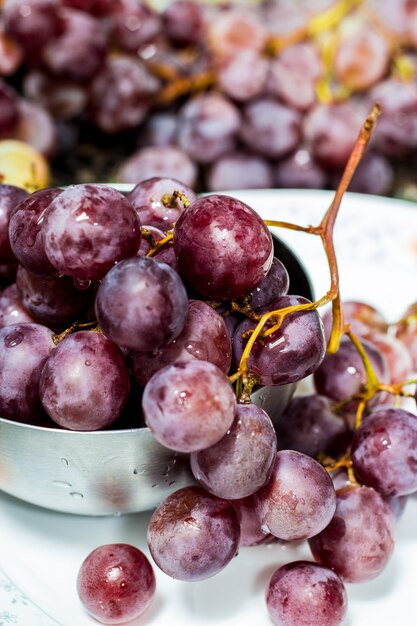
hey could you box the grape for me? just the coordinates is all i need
[40,330,130,431]
[12,99,56,157]
[254,449,336,541]
[131,298,231,386]
[274,394,351,459]
[396,302,417,370]
[142,359,236,453]
[248,256,290,309]
[386,495,408,519]
[304,101,366,169]
[190,403,277,499]
[42,184,141,281]
[351,408,417,497]
[368,78,417,157]
[331,150,394,196]
[15,265,91,329]
[177,92,241,164]
[136,224,164,256]
[274,148,328,190]
[216,50,269,102]
[147,486,240,581]
[313,336,390,404]
[231,495,272,547]
[0,283,35,327]
[334,27,389,91]
[9,187,62,277]
[367,332,413,384]
[3,0,63,52]
[233,295,326,386]
[41,9,107,83]
[128,176,196,231]
[0,184,28,265]
[267,43,323,111]
[162,0,204,48]
[309,485,396,582]
[206,7,267,61]
[0,79,19,135]
[173,194,273,301]
[110,0,161,53]
[322,300,387,342]
[95,256,188,352]
[23,71,88,120]
[137,112,178,148]
[0,321,54,422]
[63,0,112,16]
[117,145,197,188]
[240,98,302,159]
[206,152,274,192]
[77,543,155,624]
[89,55,160,134]
[266,561,348,626]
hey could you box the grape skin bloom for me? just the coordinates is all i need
[142,360,237,453]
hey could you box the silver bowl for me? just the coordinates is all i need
[0,185,313,516]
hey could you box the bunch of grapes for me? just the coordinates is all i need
[0,106,417,625]
[1,0,417,195]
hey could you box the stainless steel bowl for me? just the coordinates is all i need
[0,185,313,516]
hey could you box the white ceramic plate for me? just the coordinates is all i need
[1,188,417,626]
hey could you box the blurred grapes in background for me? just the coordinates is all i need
[0,0,417,199]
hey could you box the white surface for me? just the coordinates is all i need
[1,188,417,626]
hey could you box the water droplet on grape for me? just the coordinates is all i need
[5,330,24,348]
[85,360,91,367]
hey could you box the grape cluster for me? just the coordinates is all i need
[0,0,417,195]
[0,160,417,624]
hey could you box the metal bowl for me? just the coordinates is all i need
[0,186,313,516]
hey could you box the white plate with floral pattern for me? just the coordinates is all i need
[1,188,417,626]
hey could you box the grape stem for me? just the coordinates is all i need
[230,104,381,400]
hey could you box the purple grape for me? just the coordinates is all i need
[95,256,188,352]
[274,148,328,190]
[254,450,336,541]
[131,299,231,386]
[142,359,237,453]
[266,561,347,626]
[340,150,394,196]
[248,256,289,309]
[117,145,197,188]
[12,99,57,158]
[42,184,141,281]
[40,330,130,431]
[206,6,267,61]
[177,92,241,164]
[137,112,178,148]
[274,394,351,459]
[240,98,302,159]
[147,486,240,581]
[3,0,63,52]
[309,485,396,582]
[128,176,197,231]
[77,543,155,624]
[63,0,112,14]
[321,300,387,342]
[206,152,274,192]
[267,43,322,111]
[385,495,408,519]
[368,78,417,156]
[136,225,165,256]
[0,184,29,265]
[351,408,417,496]
[89,55,160,134]
[9,187,62,277]
[216,50,269,102]
[233,295,326,386]
[0,80,19,135]
[190,403,277,499]
[231,495,271,547]
[162,0,204,48]
[152,240,180,273]
[41,8,107,83]
[110,0,161,52]
[368,332,413,384]
[0,322,54,422]
[173,194,273,301]
[304,101,365,169]
[23,70,88,120]
[313,336,390,403]
[334,27,389,91]
[15,265,91,329]
[0,283,35,328]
